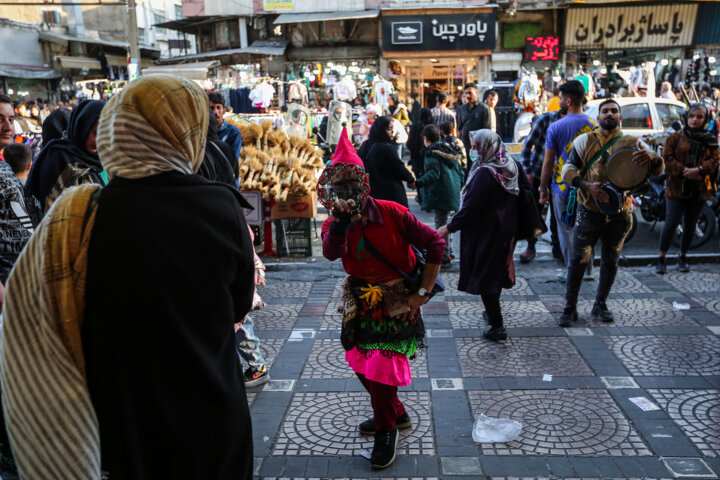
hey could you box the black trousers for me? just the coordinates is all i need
[565,206,632,307]
[659,197,705,254]
[481,293,503,328]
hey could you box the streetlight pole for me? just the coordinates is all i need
[127,0,141,78]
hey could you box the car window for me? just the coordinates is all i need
[655,103,685,129]
[621,104,652,129]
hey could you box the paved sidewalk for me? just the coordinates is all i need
[249,236,720,478]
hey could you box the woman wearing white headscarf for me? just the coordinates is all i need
[438,129,531,342]
[1,75,255,479]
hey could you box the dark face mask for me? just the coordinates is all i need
[331,179,365,215]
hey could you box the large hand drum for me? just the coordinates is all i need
[606,146,648,190]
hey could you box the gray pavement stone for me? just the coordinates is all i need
[662,457,717,478]
[250,236,720,478]
[440,457,482,475]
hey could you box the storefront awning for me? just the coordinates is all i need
[242,40,287,56]
[142,60,219,80]
[40,31,129,49]
[154,41,286,64]
[56,56,102,70]
[104,54,128,67]
[273,10,379,24]
[0,63,60,80]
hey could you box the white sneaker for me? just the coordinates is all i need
[583,271,595,281]
[555,270,568,282]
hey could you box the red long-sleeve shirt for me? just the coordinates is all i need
[322,197,445,283]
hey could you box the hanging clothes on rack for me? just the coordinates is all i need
[288,80,309,104]
[372,77,394,106]
[332,76,357,102]
[249,81,276,110]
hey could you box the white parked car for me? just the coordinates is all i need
[584,97,687,138]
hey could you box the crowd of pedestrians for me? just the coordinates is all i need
[0,72,718,477]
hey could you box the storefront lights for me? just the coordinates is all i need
[711,70,718,76]
[348,66,361,73]
[660,59,669,66]
[593,60,601,66]
[7,89,13,95]
[693,54,700,60]
[709,57,716,64]
[600,68,607,74]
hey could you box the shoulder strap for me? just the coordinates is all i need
[581,134,624,176]
[361,234,413,282]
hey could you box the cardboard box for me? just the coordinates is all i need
[270,191,317,219]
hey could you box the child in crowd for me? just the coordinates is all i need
[3,144,32,185]
[234,226,271,387]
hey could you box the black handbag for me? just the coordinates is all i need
[362,235,445,299]
[516,185,548,241]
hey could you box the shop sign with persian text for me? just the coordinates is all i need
[382,13,496,52]
[524,36,560,61]
[565,4,697,49]
[264,0,293,11]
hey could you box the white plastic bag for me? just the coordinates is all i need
[472,414,522,443]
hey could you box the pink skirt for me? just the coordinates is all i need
[345,347,412,387]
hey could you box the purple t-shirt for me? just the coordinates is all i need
[544,113,597,195]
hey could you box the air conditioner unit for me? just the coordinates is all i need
[42,9,61,25]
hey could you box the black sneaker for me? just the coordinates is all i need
[359,412,411,435]
[482,326,507,342]
[244,365,270,387]
[558,305,578,327]
[591,301,614,323]
[655,259,667,274]
[371,428,398,470]
[441,259,453,270]
[678,255,690,272]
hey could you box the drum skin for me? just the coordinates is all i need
[606,146,648,190]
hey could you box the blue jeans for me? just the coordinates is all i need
[552,190,574,269]
[236,316,265,370]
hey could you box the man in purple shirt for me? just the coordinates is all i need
[539,81,597,282]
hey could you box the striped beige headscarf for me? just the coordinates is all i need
[97,74,209,180]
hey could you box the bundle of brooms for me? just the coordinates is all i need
[226,118,325,202]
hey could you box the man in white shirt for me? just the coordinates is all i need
[659,82,675,100]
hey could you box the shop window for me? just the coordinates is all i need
[153,10,166,34]
[620,104,651,129]
[655,103,685,129]
[213,21,239,48]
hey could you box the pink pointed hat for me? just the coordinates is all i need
[330,125,364,169]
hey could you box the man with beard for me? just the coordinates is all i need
[208,92,242,161]
[557,99,663,326]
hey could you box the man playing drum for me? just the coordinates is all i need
[557,99,663,327]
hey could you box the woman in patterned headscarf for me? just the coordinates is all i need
[438,129,531,343]
[1,75,256,480]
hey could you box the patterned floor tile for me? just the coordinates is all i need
[253,304,301,330]
[468,390,651,456]
[602,335,720,376]
[610,270,654,293]
[661,271,720,293]
[456,337,593,377]
[448,300,555,328]
[273,391,433,456]
[321,314,342,330]
[691,295,720,315]
[301,339,428,379]
[260,281,313,298]
[647,389,720,457]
